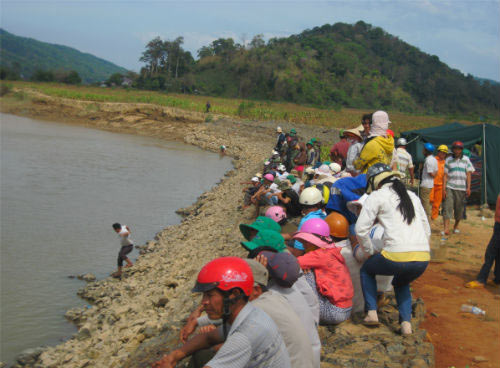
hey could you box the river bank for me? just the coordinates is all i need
[1,90,434,368]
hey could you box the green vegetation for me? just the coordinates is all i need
[0,28,127,83]
[133,22,500,119]
[2,23,498,120]
[8,81,483,133]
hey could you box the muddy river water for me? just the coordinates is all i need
[0,113,232,364]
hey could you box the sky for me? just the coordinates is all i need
[1,0,499,81]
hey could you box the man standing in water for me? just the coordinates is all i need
[112,223,133,278]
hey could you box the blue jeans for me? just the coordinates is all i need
[360,253,428,322]
[263,192,278,206]
[477,222,500,284]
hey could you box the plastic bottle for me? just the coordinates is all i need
[460,304,486,315]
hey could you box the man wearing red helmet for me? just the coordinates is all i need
[153,257,291,368]
[442,141,475,235]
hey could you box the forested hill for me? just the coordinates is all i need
[137,21,500,117]
[0,29,127,83]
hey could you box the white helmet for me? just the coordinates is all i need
[277,164,286,172]
[299,187,323,206]
[276,126,283,133]
[397,138,407,146]
[329,163,341,174]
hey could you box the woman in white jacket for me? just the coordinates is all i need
[356,163,430,335]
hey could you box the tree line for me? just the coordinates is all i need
[2,22,498,118]
[131,22,499,118]
[1,63,82,84]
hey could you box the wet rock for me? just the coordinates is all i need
[65,307,87,325]
[77,325,92,340]
[15,346,45,365]
[78,273,96,282]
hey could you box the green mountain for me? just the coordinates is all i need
[0,29,127,83]
[136,21,500,117]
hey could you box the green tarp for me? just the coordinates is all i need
[401,123,500,205]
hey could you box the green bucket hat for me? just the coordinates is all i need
[239,216,282,240]
[290,128,297,136]
[310,137,317,143]
[286,175,297,184]
[278,179,291,191]
[241,229,286,253]
[463,148,471,157]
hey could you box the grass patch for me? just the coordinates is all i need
[7,81,482,132]
[0,82,13,96]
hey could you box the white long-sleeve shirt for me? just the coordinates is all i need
[355,183,430,255]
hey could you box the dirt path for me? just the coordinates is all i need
[413,210,500,368]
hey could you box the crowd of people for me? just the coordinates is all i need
[150,110,498,368]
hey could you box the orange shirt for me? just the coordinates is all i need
[434,156,446,187]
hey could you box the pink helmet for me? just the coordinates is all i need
[264,173,274,182]
[292,218,335,249]
[265,206,287,223]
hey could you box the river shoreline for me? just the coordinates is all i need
[1,90,435,368]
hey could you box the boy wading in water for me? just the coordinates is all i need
[112,223,133,278]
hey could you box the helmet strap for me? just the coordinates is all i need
[221,290,244,340]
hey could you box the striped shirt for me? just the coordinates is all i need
[207,303,291,368]
[444,155,475,191]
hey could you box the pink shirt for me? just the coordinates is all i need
[298,248,353,308]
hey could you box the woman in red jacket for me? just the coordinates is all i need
[293,218,353,324]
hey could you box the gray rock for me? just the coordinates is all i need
[16,346,45,365]
[78,273,96,282]
[77,326,91,340]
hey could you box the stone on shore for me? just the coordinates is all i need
[77,273,96,282]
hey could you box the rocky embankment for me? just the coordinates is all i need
[1,91,434,368]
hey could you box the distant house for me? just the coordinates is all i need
[121,78,132,87]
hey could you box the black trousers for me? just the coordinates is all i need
[117,245,133,267]
[477,222,500,284]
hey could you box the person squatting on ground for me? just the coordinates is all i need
[112,223,133,278]
[419,143,438,220]
[356,164,430,335]
[180,259,316,368]
[153,257,291,368]
[253,251,321,366]
[265,205,298,234]
[465,194,500,289]
[284,187,326,257]
[292,218,354,324]
[442,141,475,235]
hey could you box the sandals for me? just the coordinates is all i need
[362,318,380,327]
